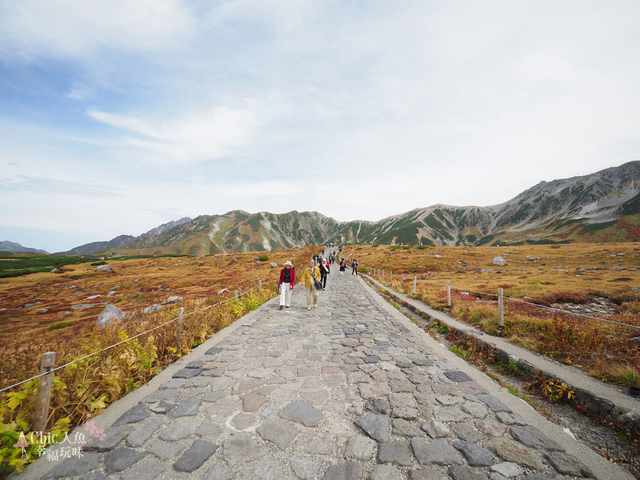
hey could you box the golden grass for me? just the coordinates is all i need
[343,242,640,387]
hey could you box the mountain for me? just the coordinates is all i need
[0,241,49,254]
[68,161,640,256]
[57,217,192,255]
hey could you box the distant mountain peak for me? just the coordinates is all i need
[55,161,640,255]
[0,241,49,254]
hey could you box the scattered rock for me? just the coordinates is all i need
[96,264,114,273]
[163,296,184,305]
[97,304,126,329]
[492,256,507,266]
[143,304,163,314]
[270,262,279,268]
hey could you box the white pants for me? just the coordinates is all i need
[279,283,292,306]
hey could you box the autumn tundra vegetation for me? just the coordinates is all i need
[0,247,314,475]
[341,242,640,389]
[0,242,639,475]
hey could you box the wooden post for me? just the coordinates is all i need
[234,290,238,301]
[390,271,393,284]
[447,281,451,307]
[258,278,262,289]
[401,273,404,284]
[382,270,385,282]
[413,276,417,295]
[176,307,184,355]
[498,288,504,329]
[33,351,56,432]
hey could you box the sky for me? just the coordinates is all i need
[1,1,640,253]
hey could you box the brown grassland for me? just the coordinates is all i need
[0,247,315,475]
[341,242,640,389]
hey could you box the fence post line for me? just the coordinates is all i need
[413,276,417,295]
[498,288,504,329]
[447,281,451,307]
[33,351,56,432]
[176,307,184,356]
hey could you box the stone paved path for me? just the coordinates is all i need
[23,272,633,480]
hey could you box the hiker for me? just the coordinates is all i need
[351,259,359,276]
[278,261,295,309]
[340,259,346,273]
[301,259,321,310]
[320,258,330,289]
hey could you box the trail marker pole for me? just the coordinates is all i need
[498,288,504,329]
[33,351,56,432]
[176,307,184,355]
[447,281,451,307]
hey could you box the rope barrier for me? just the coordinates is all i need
[370,272,640,330]
[0,278,280,394]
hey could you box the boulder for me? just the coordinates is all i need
[96,264,114,273]
[163,296,184,305]
[270,262,279,268]
[97,304,126,329]
[492,256,507,266]
[143,304,163,314]
[50,268,61,273]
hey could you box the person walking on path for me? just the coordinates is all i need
[301,259,321,310]
[278,260,295,309]
[339,259,346,273]
[320,258,330,289]
[351,258,359,276]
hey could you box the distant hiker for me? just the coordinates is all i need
[352,259,359,276]
[340,259,346,273]
[320,258,330,289]
[301,259,321,310]
[278,261,295,309]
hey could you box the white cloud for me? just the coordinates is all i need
[0,0,194,60]
[88,106,259,165]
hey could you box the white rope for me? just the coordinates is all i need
[1,279,277,393]
[368,272,640,330]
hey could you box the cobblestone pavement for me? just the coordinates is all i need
[23,272,633,480]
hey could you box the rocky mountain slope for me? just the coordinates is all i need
[0,241,48,254]
[60,161,640,256]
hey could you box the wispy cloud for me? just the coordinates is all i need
[0,0,194,61]
[87,106,259,165]
[0,176,123,197]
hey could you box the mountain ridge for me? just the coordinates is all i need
[5,161,638,256]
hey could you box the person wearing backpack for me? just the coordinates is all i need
[351,259,359,276]
[320,258,330,289]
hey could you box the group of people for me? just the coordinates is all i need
[277,255,331,310]
[338,258,359,275]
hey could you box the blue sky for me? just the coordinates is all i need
[1,0,639,253]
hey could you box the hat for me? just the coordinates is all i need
[284,261,293,267]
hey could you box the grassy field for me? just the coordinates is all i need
[341,242,640,388]
[0,247,315,476]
